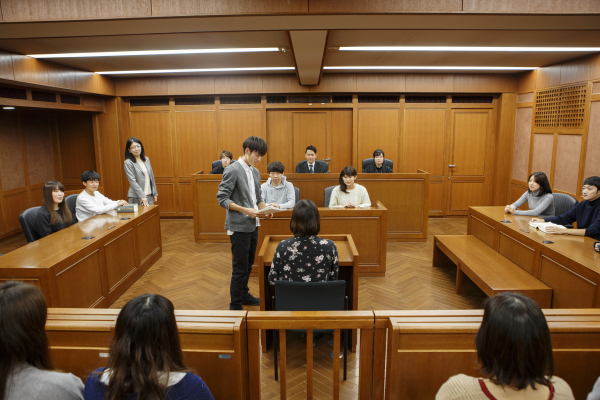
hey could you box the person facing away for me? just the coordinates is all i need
[75,171,128,222]
[209,150,233,174]
[505,172,555,218]
[0,281,84,400]
[329,166,371,208]
[216,136,273,310]
[295,145,328,173]
[124,137,158,206]
[261,161,296,210]
[530,176,600,240]
[84,293,214,400]
[363,149,393,173]
[436,292,574,400]
[34,181,77,239]
[268,199,339,286]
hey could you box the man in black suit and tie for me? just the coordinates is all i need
[295,145,328,173]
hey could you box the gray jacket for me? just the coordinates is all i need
[261,176,295,210]
[124,158,158,199]
[217,160,264,232]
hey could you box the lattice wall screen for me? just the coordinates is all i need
[534,84,587,128]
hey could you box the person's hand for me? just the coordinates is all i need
[543,225,568,235]
[529,217,545,224]
[344,202,356,208]
[140,198,149,206]
[117,200,128,206]
[505,205,515,214]
[594,243,599,253]
[268,203,280,209]
[153,196,158,203]
[246,208,262,219]
[261,213,273,220]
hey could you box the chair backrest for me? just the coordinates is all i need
[212,159,236,169]
[274,281,346,311]
[362,158,393,172]
[294,186,300,204]
[553,193,578,216]
[19,207,43,243]
[65,194,78,221]
[324,185,337,207]
[316,159,330,173]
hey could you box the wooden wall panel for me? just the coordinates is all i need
[429,182,444,213]
[129,111,173,178]
[152,0,308,15]
[175,111,217,177]
[494,93,516,205]
[47,62,77,91]
[21,112,55,186]
[406,74,453,92]
[453,74,516,93]
[3,192,28,232]
[594,82,600,95]
[310,0,462,12]
[560,56,592,85]
[178,183,193,212]
[536,65,561,89]
[116,77,168,97]
[291,111,330,169]
[30,187,44,207]
[530,134,554,177]
[168,76,215,95]
[215,75,262,94]
[262,75,308,93]
[512,108,532,181]
[584,102,600,180]
[221,109,263,168]
[56,113,97,181]
[516,70,537,93]
[553,135,582,195]
[330,109,353,173]
[0,112,26,191]
[357,109,399,172]
[155,183,176,213]
[451,112,488,176]
[463,0,600,12]
[403,109,446,175]
[516,92,534,103]
[310,74,356,93]
[510,182,527,206]
[94,98,124,201]
[1,0,151,21]
[11,54,49,86]
[356,74,405,93]
[265,110,290,169]
[0,49,15,80]
[449,182,484,211]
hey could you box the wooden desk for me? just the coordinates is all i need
[469,207,600,308]
[46,308,248,400]
[0,206,162,308]
[191,171,428,242]
[257,234,360,352]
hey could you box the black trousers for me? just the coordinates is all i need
[229,227,259,310]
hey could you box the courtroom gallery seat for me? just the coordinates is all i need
[65,194,78,221]
[362,158,393,172]
[553,193,578,216]
[294,186,299,204]
[19,207,42,243]
[323,185,336,207]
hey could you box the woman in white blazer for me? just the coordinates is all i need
[124,137,158,206]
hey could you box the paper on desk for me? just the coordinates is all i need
[257,206,287,214]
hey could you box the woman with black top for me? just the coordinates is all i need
[34,181,76,239]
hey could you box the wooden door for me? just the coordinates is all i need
[357,109,399,172]
[445,110,493,215]
[291,111,331,169]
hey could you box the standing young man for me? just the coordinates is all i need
[217,136,272,310]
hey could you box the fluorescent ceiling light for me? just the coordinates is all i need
[3,106,15,109]
[324,66,536,71]
[29,48,282,58]
[337,46,600,52]
[96,67,296,75]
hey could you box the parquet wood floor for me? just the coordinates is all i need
[0,217,486,399]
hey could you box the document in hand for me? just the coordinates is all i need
[528,221,562,232]
[257,206,287,214]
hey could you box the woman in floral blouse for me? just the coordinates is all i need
[268,200,339,286]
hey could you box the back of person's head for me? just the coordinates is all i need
[42,181,73,226]
[124,137,146,162]
[290,200,320,237]
[106,294,185,400]
[81,170,100,183]
[373,149,384,158]
[242,136,267,156]
[339,166,358,193]
[528,172,552,197]
[267,161,285,174]
[220,150,233,160]
[305,145,317,154]
[476,292,553,390]
[584,176,600,192]
[0,281,52,400]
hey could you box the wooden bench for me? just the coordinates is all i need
[46,309,248,400]
[433,235,552,308]
[374,310,600,400]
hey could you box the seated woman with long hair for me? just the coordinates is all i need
[34,181,77,239]
[505,172,555,218]
[84,294,214,400]
[0,281,84,400]
[436,292,574,400]
[328,166,371,208]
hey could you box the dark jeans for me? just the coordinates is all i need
[229,227,259,309]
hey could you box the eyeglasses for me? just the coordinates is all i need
[130,145,141,150]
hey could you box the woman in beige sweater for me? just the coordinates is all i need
[329,166,371,208]
[436,292,574,400]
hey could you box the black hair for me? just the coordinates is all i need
[290,200,320,237]
[305,145,317,154]
[476,292,553,390]
[124,137,146,163]
[373,149,384,158]
[527,172,552,197]
[339,166,357,194]
[220,150,233,160]
[583,176,600,192]
[242,136,268,156]
[81,170,100,183]
[267,161,285,174]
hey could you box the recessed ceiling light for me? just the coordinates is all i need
[3,107,15,110]
[324,66,537,71]
[336,46,600,52]
[29,48,284,58]
[96,67,295,75]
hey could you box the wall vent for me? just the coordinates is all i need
[534,84,587,128]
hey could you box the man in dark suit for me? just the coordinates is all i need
[295,145,328,173]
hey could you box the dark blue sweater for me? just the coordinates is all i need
[84,368,214,400]
[545,197,600,240]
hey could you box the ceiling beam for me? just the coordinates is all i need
[288,30,328,85]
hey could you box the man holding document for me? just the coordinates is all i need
[217,136,273,310]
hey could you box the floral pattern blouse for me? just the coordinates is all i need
[268,235,339,286]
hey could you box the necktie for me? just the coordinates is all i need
[309,165,314,173]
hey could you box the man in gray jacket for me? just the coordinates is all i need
[261,161,296,210]
[217,136,272,310]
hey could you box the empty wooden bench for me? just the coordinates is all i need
[433,235,552,308]
[46,309,248,400]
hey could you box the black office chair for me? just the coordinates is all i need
[553,193,578,217]
[272,280,348,381]
[65,194,78,222]
[19,207,43,243]
[361,158,393,172]
[323,185,336,207]
[294,187,300,204]
[211,159,236,170]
